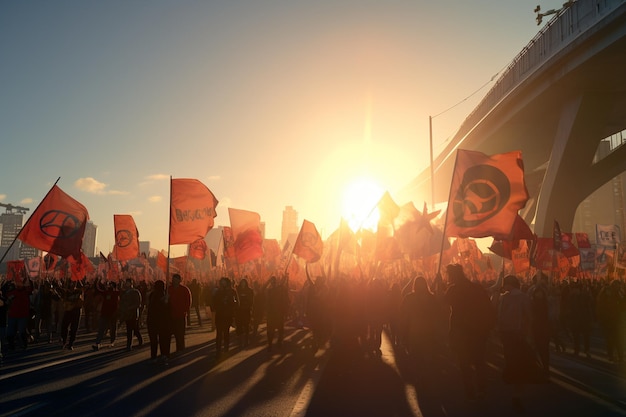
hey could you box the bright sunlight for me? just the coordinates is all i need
[341,177,384,232]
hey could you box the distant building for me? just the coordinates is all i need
[0,206,27,261]
[82,221,98,258]
[281,206,298,248]
[139,241,150,257]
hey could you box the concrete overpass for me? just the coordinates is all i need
[403,0,626,237]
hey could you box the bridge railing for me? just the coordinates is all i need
[451,0,624,146]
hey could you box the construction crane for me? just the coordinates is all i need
[0,202,30,214]
[534,1,576,25]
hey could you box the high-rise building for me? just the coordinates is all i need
[281,206,298,248]
[139,241,150,257]
[82,220,98,258]
[0,206,27,261]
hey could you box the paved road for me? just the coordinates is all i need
[1,321,625,417]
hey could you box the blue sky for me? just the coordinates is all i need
[1,1,545,255]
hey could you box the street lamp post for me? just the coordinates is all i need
[429,115,435,212]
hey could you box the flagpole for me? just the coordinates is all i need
[167,175,172,282]
[283,228,300,277]
[436,151,461,275]
[0,177,61,265]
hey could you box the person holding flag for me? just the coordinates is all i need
[5,275,33,352]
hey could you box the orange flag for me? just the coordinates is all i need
[446,149,529,240]
[113,214,140,261]
[156,250,168,273]
[189,238,208,260]
[19,185,89,258]
[228,208,264,264]
[293,220,324,263]
[169,178,219,245]
[377,191,400,224]
[222,226,236,260]
[68,251,95,281]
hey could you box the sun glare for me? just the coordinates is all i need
[342,178,384,232]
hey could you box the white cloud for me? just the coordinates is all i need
[0,194,6,202]
[20,198,33,205]
[207,175,221,181]
[146,174,169,181]
[148,195,162,203]
[108,190,130,195]
[74,177,128,195]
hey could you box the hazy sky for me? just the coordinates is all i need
[1,1,545,255]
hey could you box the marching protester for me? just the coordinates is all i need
[213,277,238,358]
[498,274,544,413]
[146,279,171,365]
[265,275,290,353]
[235,277,254,348]
[5,276,33,351]
[527,272,551,378]
[400,275,439,380]
[92,279,120,351]
[59,278,84,351]
[188,278,203,327]
[168,273,192,354]
[444,263,496,403]
[118,278,143,352]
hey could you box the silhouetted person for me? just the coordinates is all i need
[235,278,254,348]
[266,275,290,352]
[168,273,191,353]
[444,263,495,402]
[213,277,238,358]
[147,280,171,365]
[119,278,143,352]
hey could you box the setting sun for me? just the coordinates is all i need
[341,177,384,232]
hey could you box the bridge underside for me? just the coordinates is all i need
[406,8,626,237]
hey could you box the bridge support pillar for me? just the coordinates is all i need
[533,91,626,236]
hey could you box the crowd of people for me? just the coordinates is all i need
[0,264,625,412]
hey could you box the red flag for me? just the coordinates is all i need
[337,218,358,255]
[446,149,529,240]
[19,185,89,258]
[575,232,591,248]
[7,260,25,281]
[262,239,282,265]
[488,215,534,259]
[68,251,95,281]
[553,220,563,251]
[189,238,208,260]
[156,250,168,272]
[511,240,530,273]
[113,214,140,261]
[533,237,554,270]
[229,208,264,264]
[560,232,579,258]
[293,220,324,263]
[43,253,58,272]
[169,178,218,245]
[375,222,402,262]
[377,191,400,224]
[172,256,189,274]
[222,226,236,260]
